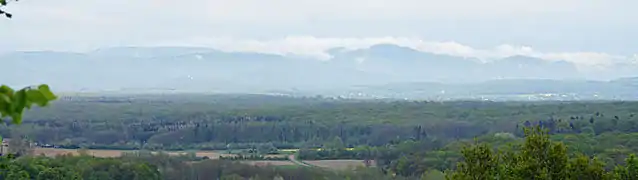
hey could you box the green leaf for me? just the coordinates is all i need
[9,89,27,124]
[0,84,57,125]
[26,89,47,107]
[38,84,57,101]
[0,102,7,118]
[12,89,27,112]
[10,111,21,124]
[0,85,14,96]
[0,94,10,117]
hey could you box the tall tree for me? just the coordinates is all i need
[446,126,615,180]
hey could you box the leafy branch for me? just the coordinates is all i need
[1,1,57,125]
[0,85,57,124]
[0,0,18,18]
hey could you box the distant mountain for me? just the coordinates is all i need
[483,55,581,80]
[1,45,638,98]
[328,44,483,82]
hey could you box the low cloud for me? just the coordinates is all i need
[148,36,633,70]
[1,0,634,72]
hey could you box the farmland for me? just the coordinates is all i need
[26,147,369,170]
[31,148,232,158]
[303,160,374,170]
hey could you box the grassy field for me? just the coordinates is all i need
[278,148,355,153]
[240,160,296,167]
[31,148,370,170]
[32,148,236,158]
[303,160,375,170]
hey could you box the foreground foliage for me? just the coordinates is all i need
[447,126,638,180]
[0,154,160,180]
[0,85,57,125]
[0,151,398,180]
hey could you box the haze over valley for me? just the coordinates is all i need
[6,1,638,179]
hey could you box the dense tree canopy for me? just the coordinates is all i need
[1,94,637,179]
[447,126,638,180]
[8,95,638,151]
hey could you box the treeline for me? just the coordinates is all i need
[0,151,402,180]
[120,151,394,180]
[6,95,638,150]
[0,154,160,180]
[9,126,638,179]
[295,126,638,179]
[298,130,638,177]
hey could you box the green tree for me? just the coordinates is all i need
[508,126,569,180]
[324,136,345,150]
[446,142,499,180]
[613,154,638,180]
[7,134,33,156]
[6,170,30,180]
[221,174,244,180]
[421,170,445,180]
[37,168,65,180]
[566,154,610,180]
[447,126,577,180]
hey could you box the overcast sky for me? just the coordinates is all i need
[0,0,636,66]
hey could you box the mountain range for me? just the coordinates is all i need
[2,44,638,100]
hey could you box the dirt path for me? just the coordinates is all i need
[287,154,312,167]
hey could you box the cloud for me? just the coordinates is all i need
[0,0,635,64]
[143,36,632,70]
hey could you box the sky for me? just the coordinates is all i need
[0,0,636,67]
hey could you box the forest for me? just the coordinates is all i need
[9,95,638,150]
[3,94,638,179]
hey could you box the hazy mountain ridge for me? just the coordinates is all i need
[2,45,638,99]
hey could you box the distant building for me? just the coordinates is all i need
[1,139,9,155]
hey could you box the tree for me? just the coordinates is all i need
[324,136,345,150]
[446,142,499,180]
[613,154,638,179]
[567,154,610,180]
[221,174,244,180]
[7,134,33,157]
[446,126,616,180]
[256,143,277,154]
[421,170,445,180]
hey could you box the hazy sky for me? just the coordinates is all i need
[0,0,636,66]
